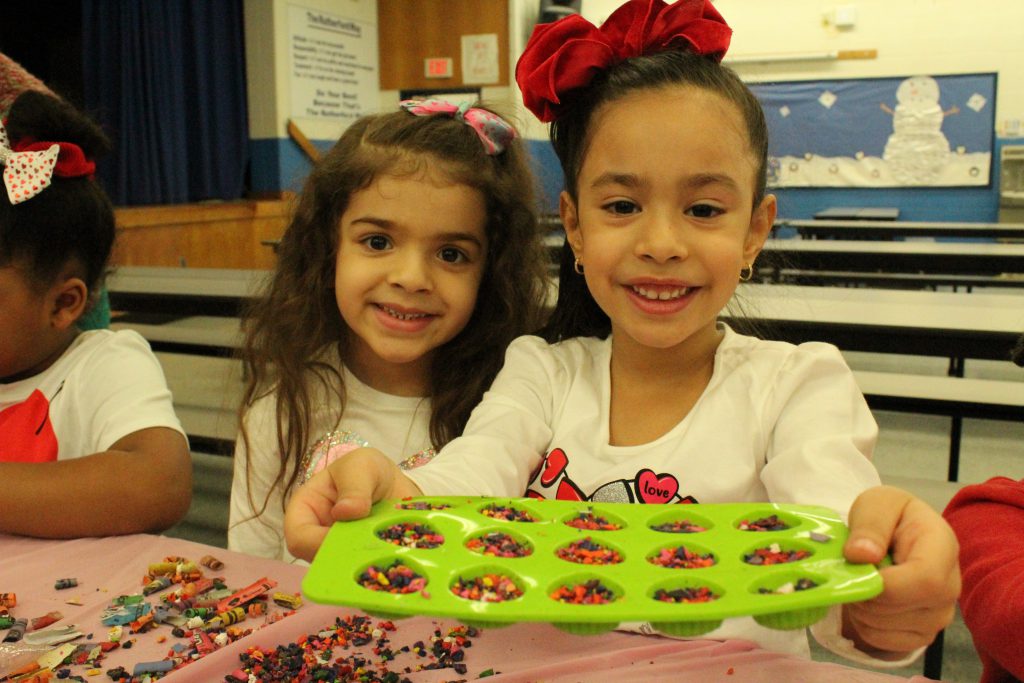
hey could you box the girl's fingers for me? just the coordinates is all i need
[324,448,398,519]
[844,485,913,564]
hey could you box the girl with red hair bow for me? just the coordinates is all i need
[286,0,958,668]
[0,91,191,537]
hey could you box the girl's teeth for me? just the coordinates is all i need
[633,286,688,300]
[382,305,428,320]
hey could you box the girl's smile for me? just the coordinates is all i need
[624,281,698,315]
[372,302,437,332]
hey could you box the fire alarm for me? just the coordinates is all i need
[424,58,453,79]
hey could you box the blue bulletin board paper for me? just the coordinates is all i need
[750,73,996,188]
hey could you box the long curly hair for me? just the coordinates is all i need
[238,106,550,516]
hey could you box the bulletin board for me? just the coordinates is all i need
[749,73,996,188]
[378,0,509,91]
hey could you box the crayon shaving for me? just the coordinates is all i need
[479,504,537,523]
[228,616,481,681]
[465,532,532,557]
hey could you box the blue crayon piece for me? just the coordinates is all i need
[133,659,176,675]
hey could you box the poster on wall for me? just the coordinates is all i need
[288,4,379,134]
[750,73,996,188]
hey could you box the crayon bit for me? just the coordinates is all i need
[3,618,27,642]
[143,576,172,596]
[30,610,63,631]
[146,561,177,577]
[113,594,144,606]
[4,660,41,679]
[199,554,224,570]
[0,592,16,608]
[0,615,13,629]
[21,673,53,683]
[216,577,277,613]
[271,592,302,609]
[54,578,78,590]
[132,659,176,675]
[205,606,245,630]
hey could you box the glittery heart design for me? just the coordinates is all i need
[636,469,679,504]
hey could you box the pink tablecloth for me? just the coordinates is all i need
[0,533,935,682]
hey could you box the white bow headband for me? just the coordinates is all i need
[1,120,68,205]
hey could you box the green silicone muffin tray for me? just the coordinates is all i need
[303,497,883,636]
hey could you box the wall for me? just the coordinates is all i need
[511,0,1024,221]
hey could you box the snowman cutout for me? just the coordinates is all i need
[880,75,959,185]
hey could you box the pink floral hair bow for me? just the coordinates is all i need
[516,0,732,122]
[0,119,95,204]
[400,99,517,155]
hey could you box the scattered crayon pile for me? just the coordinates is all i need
[465,532,533,558]
[225,617,482,682]
[556,538,623,565]
[650,519,707,533]
[479,504,537,523]
[550,579,616,605]
[738,515,790,531]
[357,562,428,594]
[744,544,812,565]
[0,554,303,682]
[648,545,717,569]
[653,586,719,603]
[376,522,445,549]
[451,574,523,602]
[563,509,622,531]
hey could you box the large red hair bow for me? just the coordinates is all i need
[515,0,732,122]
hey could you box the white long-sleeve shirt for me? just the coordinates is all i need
[407,324,898,663]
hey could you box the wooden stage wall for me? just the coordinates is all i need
[113,199,291,270]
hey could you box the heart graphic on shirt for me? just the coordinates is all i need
[540,448,568,486]
[636,469,679,504]
[0,389,58,462]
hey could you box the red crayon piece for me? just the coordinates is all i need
[216,577,277,613]
[29,610,63,631]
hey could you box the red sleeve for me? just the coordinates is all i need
[943,477,1024,682]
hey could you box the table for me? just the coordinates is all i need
[107,267,269,318]
[0,534,933,682]
[760,239,1024,276]
[110,315,242,356]
[813,207,901,221]
[777,219,1024,241]
[111,284,1024,363]
[724,284,1024,362]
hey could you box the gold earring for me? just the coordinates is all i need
[739,261,754,282]
[573,257,584,275]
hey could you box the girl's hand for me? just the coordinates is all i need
[284,447,422,561]
[841,485,961,657]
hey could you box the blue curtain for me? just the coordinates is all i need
[82,0,249,206]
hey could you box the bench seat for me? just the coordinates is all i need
[854,370,1024,481]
